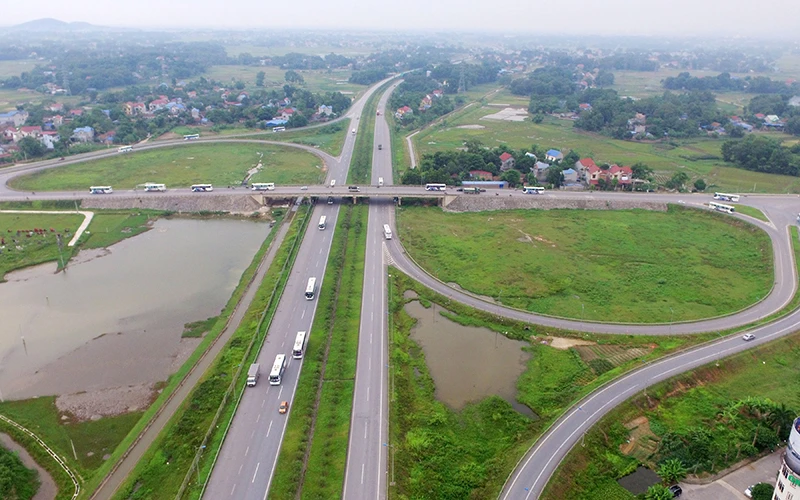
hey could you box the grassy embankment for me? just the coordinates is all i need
[271,203,366,498]
[9,143,324,191]
[412,98,800,194]
[387,269,716,499]
[348,80,395,184]
[0,203,160,280]
[735,204,770,222]
[111,206,309,499]
[245,121,349,156]
[397,205,772,323]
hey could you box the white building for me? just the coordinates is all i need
[773,417,800,500]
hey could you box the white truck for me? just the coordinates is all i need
[247,363,260,387]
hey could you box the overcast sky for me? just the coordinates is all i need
[4,0,800,37]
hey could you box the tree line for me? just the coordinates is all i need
[663,72,800,94]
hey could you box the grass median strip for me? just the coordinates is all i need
[349,80,394,184]
[271,203,367,499]
[105,207,308,499]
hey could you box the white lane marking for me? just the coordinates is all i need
[368,356,371,371]
[370,332,373,344]
[371,311,374,321]
[267,421,273,437]
[238,464,243,475]
[261,399,265,408]
[361,463,365,484]
[251,430,255,439]
[366,386,370,403]
[245,446,250,457]
[364,421,368,439]
[256,414,260,423]
[278,386,283,398]
[302,309,306,319]
[252,462,260,483]
[231,484,236,496]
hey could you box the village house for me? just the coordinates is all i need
[19,126,43,139]
[124,102,147,116]
[69,108,83,117]
[278,108,296,121]
[575,158,598,181]
[0,110,29,127]
[317,104,333,117]
[545,149,564,162]
[71,126,94,142]
[419,95,432,111]
[499,152,516,171]
[48,103,64,113]
[148,97,169,112]
[533,161,551,182]
[395,106,413,119]
[469,170,494,180]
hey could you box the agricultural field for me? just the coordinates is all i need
[9,143,325,191]
[221,43,377,58]
[396,205,773,323]
[0,212,83,280]
[413,102,800,193]
[200,65,365,95]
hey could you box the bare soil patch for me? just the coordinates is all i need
[56,383,156,421]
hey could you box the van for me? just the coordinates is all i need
[351,128,356,135]
[247,363,260,387]
[348,186,360,192]
[327,196,334,205]
[378,177,384,187]
[330,179,336,188]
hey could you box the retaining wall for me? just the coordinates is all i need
[81,194,265,213]
[443,195,669,213]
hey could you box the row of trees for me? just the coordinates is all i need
[663,72,799,94]
[721,135,800,176]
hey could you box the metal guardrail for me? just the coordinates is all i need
[0,414,81,499]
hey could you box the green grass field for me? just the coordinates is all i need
[0,212,83,280]
[9,143,325,191]
[246,121,348,156]
[200,65,364,95]
[413,102,800,193]
[397,205,772,323]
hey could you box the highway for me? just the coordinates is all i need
[342,81,401,500]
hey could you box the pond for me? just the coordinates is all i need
[0,218,268,400]
[404,300,534,417]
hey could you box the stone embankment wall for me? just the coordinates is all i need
[81,194,266,213]
[443,195,669,213]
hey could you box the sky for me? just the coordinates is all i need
[4,0,800,38]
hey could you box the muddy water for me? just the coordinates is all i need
[404,300,534,416]
[0,218,268,400]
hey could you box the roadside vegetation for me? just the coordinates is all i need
[735,204,770,222]
[397,205,772,323]
[248,121,348,156]
[271,204,367,498]
[542,330,800,500]
[0,443,39,500]
[387,269,715,499]
[112,207,308,499]
[9,143,324,191]
[349,81,394,183]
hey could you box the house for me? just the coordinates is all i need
[533,161,551,182]
[431,89,444,98]
[545,149,563,162]
[579,103,592,111]
[39,132,60,149]
[318,104,333,117]
[278,108,296,121]
[419,95,432,111]
[789,96,800,107]
[607,165,633,187]
[48,103,64,113]
[165,102,186,115]
[69,108,83,117]
[0,110,29,127]
[562,168,579,183]
[124,102,146,116]
[575,158,598,180]
[236,92,249,102]
[148,98,169,112]
[395,106,413,119]
[71,126,94,142]
[469,170,493,180]
[499,152,516,171]
[187,91,197,98]
[191,108,201,121]
[19,126,42,139]
[583,163,604,187]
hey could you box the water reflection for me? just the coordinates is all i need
[404,300,534,417]
[0,218,268,399]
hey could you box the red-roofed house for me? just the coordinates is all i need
[499,152,516,171]
[48,103,64,113]
[608,165,633,186]
[432,89,443,98]
[69,109,83,117]
[278,108,295,120]
[20,126,42,138]
[148,98,169,112]
[469,170,494,180]
[575,158,598,181]
[395,106,413,119]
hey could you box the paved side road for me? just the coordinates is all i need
[91,220,288,500]
[680,449,782,500]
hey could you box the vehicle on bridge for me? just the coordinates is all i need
[183,134,200,140]
[246,363,260,387]
[269,354,287,386]
[348,186,360,192]
[191,184,213,192]
[118,145,132,153]
[144,183,166,192]
[251,182,275,191]
[713,192,740,202]
[292,331,308,359]
[523,186,545,194]
[352,128,356,135]
[709,201,735,213]
[330,180,336,188]
[318,215,327,230]
[425,183,447,191]
[378,177,384,187]
[89,186,113,194]
[462,187,481,194]
[305,277,317,300]
[383,224,392,240]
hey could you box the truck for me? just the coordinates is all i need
[247,363,260,387]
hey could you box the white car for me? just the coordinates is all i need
[742,334,756,341]
[300,186,308,190]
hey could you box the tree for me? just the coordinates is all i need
[694,179,707,191]
[644,484,674,500]
[631,162,654,180]
[751,483,774,500]
[729,125,745,138]
[500,169,521,187]
[18,136,45,159]
[256,71,265,87]
[666,171,690,190]
[546,165,564,187]
[285,70,305,84]
[401,168,422,185]
[657,458,688,484]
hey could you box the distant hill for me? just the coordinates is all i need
[8,18,105,32]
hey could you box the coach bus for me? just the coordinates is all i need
[183,134,200,140]
[523,186,546,194]
[383,224,393,240]
[251,182,275,191]
[144,183,166,192]
[318,215,327,230]
[89,186,113,194]
[425,183,447,191]
[709,201,735,213]
[191,184,213,192]
[292,331,308,359]
[305,277,317,300]
[118,145,132,153]
[713,192,739,202]
[269,354,287,385]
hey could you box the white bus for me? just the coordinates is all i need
[523,186,545,194]
[318,215,327,230]
[425,183,447,191]
[268,354,287,385]
[709,201,735,213]
[292,331,308,359]
[273,126,286,133]
[118,145,132,153]
[383,224,392,240]
[191,184,213,192]
[713,192,740,202]
[144,183,166,192]
[251,182,275,191]
[378,177,384,187]
[305,277,317,300]
[183,134,200,140]
[89,186,113,194]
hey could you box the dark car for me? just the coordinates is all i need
[668,485,682,497]
[327,196,334,205]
